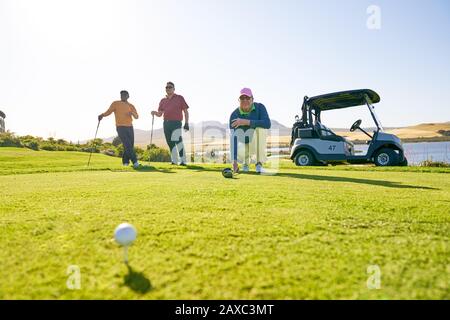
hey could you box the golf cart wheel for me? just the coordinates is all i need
[374,148,399,166]
[399,157,408,167]
[294,150,315,166]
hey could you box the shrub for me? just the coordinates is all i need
[101,149,116,157]
[135,146,145,160]
[419,160,450,167]
[0,132,22,147]
[0,133,170,163]
[143,145,171,162]
[112,136,122,147]
[116,144,124,157]
[41,144,58,151]
[57,139,68,145]
[64,145,79,152]
[102,142,114,149]
[88,138,103,147]
[25,141,40,151]
[80,147,94,153]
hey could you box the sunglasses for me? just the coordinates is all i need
[166,86,174,89]
[239,96,252,101]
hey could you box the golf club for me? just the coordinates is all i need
[148,114,155,161]
[87,119,101,167]
[150,114,155,146]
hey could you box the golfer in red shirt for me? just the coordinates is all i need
[151,82,190,165]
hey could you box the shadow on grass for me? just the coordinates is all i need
[124,264,152,294]
[273,172,438,190]
[185,164,224,172]
[132,165,174,174]
[132,163,436,189]
[185,164,242,178]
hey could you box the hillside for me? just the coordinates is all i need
[337,122,450,142]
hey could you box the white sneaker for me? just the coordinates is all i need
[256,163,265,174]
[133,162,140,169]
[242,164,249,172]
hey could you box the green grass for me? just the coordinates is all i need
[0,147,449,299]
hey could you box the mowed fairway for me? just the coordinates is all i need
[0,148,449,299]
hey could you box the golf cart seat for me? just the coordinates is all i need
[315,122,355,146]
[314,122,346,142]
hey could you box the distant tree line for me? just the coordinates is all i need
[438,130,450,137]
[0,131,171,162]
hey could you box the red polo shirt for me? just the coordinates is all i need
[158,94,189,121]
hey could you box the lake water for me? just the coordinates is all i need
[352,141,450,165]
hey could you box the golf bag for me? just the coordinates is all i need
[290,97,318,146]
[290,120,303,146]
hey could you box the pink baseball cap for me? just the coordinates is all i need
[239,88,253,98]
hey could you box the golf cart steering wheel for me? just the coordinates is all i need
[350,119,362,132]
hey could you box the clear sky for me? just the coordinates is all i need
[1,0,449,141]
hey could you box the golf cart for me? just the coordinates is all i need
[290,89,407,166]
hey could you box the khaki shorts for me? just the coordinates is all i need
[233,128,268,164]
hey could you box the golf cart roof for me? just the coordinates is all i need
[306,89,380,111]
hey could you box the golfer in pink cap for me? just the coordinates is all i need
[229,88,271,173]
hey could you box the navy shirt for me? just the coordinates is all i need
[229,102,271,131]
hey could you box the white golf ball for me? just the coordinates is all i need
[114,223,137,246]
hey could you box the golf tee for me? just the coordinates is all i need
[123,246,129,264]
